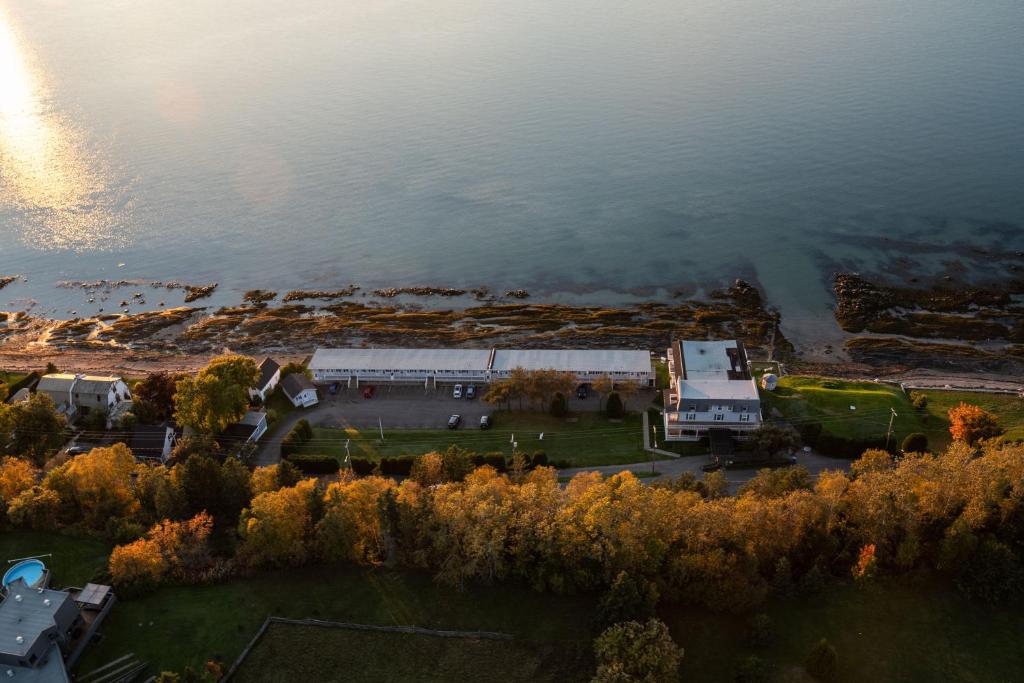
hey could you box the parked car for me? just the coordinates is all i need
[576,384,589,399]
[362,385,375,399]
[453,384,463,399]
[466,385,476,399]
[447,414,462,429]
[700,459,721,473]
[480,415,492,429]
[328,382,340,395]
[65,446,86,456]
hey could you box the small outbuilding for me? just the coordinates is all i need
[281,374,319,408]
[249,358,281,403]
[760,373,778,391]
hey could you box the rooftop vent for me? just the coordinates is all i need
[42,599,50,607]
[13,595,21,603]
[14,636,23,644]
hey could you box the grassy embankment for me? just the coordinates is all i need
[294,412,650,468]
[760,376,1024,451]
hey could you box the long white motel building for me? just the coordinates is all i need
[309,348,655,388]
[662,339,762,442]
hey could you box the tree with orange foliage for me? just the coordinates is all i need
[948,403,1003,445]
[0,457,37,508]
[852,544,877,581]
[110,512,215,593]
[109,538,165,594]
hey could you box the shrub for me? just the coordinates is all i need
[594,571,659,631]
[550,392,568,417]
[593,619,682,683]
[956,537,1024,604]
[350,458,375,476]
[901,432,928,453]
[805,638,838,681]
[471,453,508,472]
[285,454,340,474]
[735,655,771,683]
[605,392,624,419]
[379,456,415,476]
[796,421,823,447]
[530,451,549,469]
[909,391,928,410]
[948,403,1003,445]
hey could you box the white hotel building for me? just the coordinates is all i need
[309,347,654,388]
[662,339,762,442]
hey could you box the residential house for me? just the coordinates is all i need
[0,578,81,678]
[281,374,319,408]
[36,374,131,417]
[662,340,762,444]
[129,423,178,463]
[249,358,281,403]
[216,410,268,455]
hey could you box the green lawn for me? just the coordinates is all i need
[0,531,111,589]
[667,578,1024,682]
[294,412,650,467]
[761,376,1024,451]
[77,567,595,678]
[233,622,586,682]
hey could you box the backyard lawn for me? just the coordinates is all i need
[668,578,1024,682]
[0,531,111,589]
[760,376,1024,450]
[294,412,650,467]
[233,623,585,682]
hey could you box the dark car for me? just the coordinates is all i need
[576,384,589,399]
[362,385,375,399]
[480,415,492,430]
[700,460,721,473]
[65,446,86,456]
[447,414,462,429]
[466,385,477,399]
[328,382,340,395]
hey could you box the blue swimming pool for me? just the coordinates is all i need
[2,560,46,589]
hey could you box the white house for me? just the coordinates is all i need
[129,424,178,463]
[36,374,132,417]
[281,374,319,408]
[249,358,281,402]
[662,340,762,442]
[217,410,268,455]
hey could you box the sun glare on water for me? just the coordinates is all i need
[0,8,130,251]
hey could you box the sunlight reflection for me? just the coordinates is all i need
[0,8,130,250]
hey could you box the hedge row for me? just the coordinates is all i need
[284,453,340,474]
[347,451,558,477]
[797,422,892,459]
[281,419,314,457]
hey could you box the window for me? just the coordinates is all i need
[714,414,724,421]
[739,414,751,422]
[685,413,696,421]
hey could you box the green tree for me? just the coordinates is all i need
[805,638,838,681]
[595,571,659,631]
[735,655,771,683]
[901,432,928,453]
[174,355,259,434]
[550,392,568,417]
[592,618,682,683]
[0,393,67,465]
[749,423,800,460]
[605,392,624,419]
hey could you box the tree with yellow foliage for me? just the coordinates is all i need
[237,479,319,567]
[316,477,395,564]
[173,355,259,434]
[0,456,37,510]
[43,444,139,530]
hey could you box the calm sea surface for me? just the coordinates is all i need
[0,0,1022,345]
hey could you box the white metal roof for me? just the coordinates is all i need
[310,348,493,372]
[677,378,759,401]
[680,341,738,379]
[491,349,651,374]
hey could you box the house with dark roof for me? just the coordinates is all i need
[216,410,268,455]
[129,424,178,463]
[0,578,80,680]
[249,358,281,403]
[281,374,318,408]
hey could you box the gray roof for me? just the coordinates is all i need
[310,348,493,372]
[1,644,69,682]
[491,349,651,374]
[35,375,76,393]
[281,374,315,399]
[0,579,76,659]
[37,375,121,396]
[240,410,266,427]
[255,358,280,390]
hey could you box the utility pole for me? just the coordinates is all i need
[345,438,351,470]
[885,408,898,450]
[378,417,384,441]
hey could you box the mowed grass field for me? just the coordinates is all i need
[233,623,586,683]
[293,412,649,467]
[669,579,1024,682]
[760,376,1024,450]
[0,531,111,588]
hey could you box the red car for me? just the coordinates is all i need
[362,385,375,399]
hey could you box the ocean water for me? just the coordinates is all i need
[0,0,1022,346]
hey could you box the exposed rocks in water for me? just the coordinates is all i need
[243,289,278,305]
[711,279,763,311]
[373,287,466,298]
[282,287,359,302]
[0,276,18,290]
[846,336,1024,374]
[470,287,491,301]
[182,283,218,302]
[505,289,530,299]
